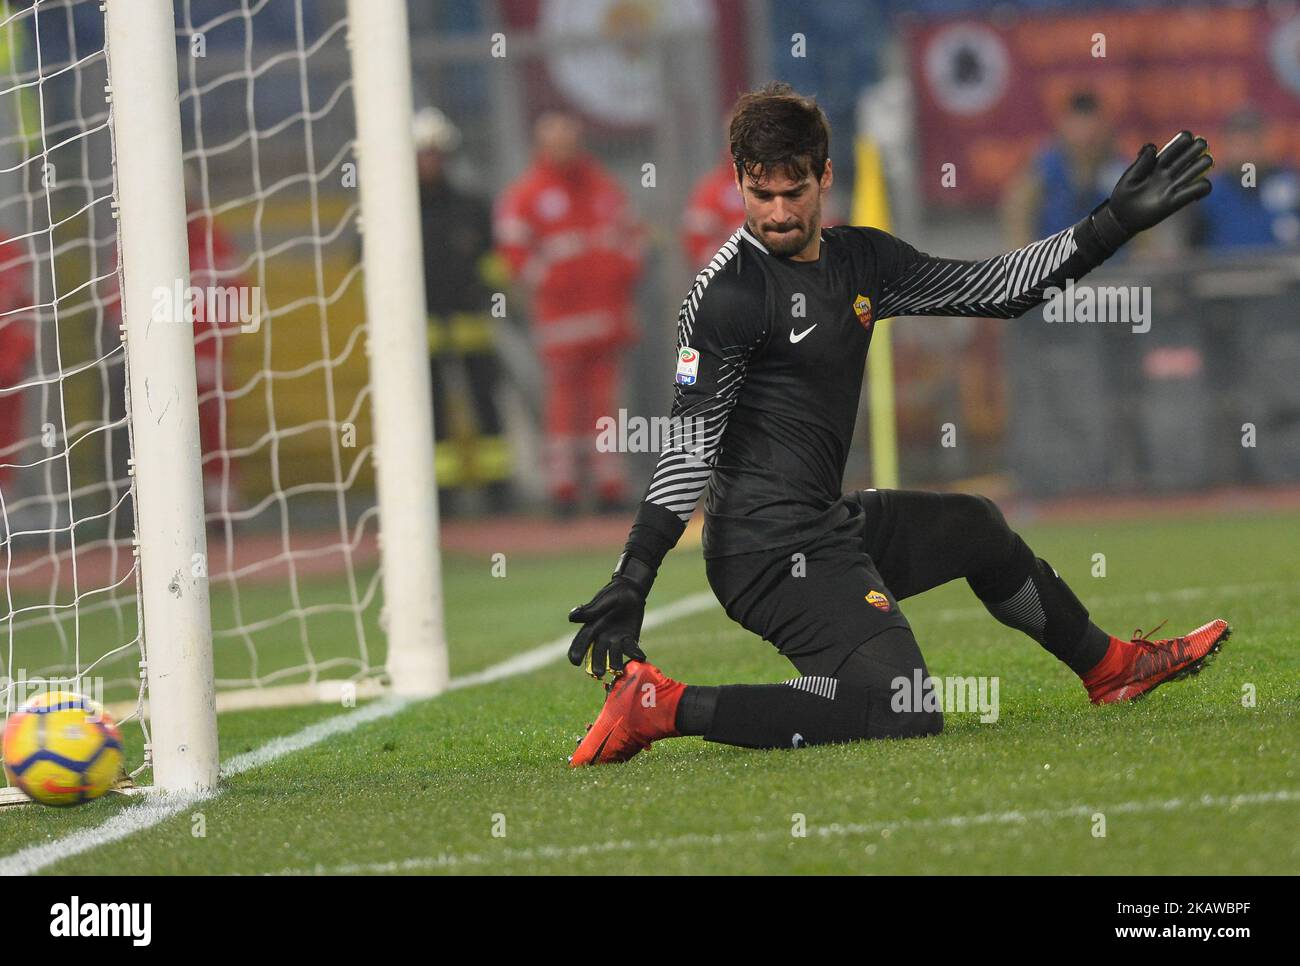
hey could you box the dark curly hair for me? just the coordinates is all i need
[728,82,831,185]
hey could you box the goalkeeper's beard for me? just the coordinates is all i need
[751,211,819,258]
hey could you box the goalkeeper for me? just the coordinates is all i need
[566,83,1227,766]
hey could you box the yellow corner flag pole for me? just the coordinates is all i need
[852,135,899,489]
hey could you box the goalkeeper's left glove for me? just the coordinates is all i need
[567,554,652,679]
[1090,130,1213,254]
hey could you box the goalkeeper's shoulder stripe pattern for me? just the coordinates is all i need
[785,675,838,700]
[644,233,755,522]
[877,224,1079,320]
[678,234,743,343]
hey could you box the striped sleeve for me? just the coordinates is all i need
[620,233,766,569]
[870,216,1114,320]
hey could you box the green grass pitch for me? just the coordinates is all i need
[2,508,1297,875]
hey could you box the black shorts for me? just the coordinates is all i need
[705,492,908,675]
[705,489,987,675]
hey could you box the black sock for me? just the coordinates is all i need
[1075,623,1113,676]
[674,685,719,736]
[970,537,1111,676]
[700,628,944,749]
[703,679,869,749]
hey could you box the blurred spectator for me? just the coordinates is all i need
[0,232,35,491]
[415,106,513,517]
[187,199,245,520]
[1002,89,1128,248]
[682,150,746,271]
[494,112,644,516]
[1191,109,1300,252]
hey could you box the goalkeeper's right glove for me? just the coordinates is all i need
[566,554,653,679]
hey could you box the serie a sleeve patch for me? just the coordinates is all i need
[675,345,700,385]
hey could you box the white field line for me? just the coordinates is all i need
[274,788,1300,874]
[448,592,714,690]
[0,593,717,877]
[925,578,1296,625]
[0,696,412,877]
[0,576,1284,876]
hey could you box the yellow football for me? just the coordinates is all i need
[3,691,124,807]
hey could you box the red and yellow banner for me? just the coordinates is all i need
[906,6,1300,205]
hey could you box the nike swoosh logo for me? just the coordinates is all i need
[789,324,817,344]
[591,726,617,762]
[614,671,641,697]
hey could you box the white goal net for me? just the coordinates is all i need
[1,0,440,801]
[0,0,147,795]
[173,0,384,708]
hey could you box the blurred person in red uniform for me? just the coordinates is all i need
[187,201,246,519]
[494,112,644,516]
[682,151,748,271]
[101,192,245,520]
[0,231,35,491]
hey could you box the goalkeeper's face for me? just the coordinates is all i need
[736,158,832,260]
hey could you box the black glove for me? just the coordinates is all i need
[567,554,653,678]
[1091,131,1214,253]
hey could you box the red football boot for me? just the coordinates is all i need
[1082,619,1231,705]
[568,660,684,767]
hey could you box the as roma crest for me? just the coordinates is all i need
[865,589,891,612]
[853,293,873,329]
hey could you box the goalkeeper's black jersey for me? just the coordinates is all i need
[628,218,1114,561]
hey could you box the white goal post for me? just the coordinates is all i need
[105,0,217,794]
[344,0,447,699]
[0,0,446,802]
[112,0,447,790]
